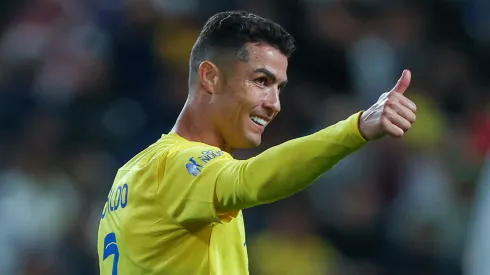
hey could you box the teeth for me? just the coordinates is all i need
[251,116,267,126]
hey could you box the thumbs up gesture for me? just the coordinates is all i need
[359,70,417,141]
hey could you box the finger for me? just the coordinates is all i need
[391,69,412,95]
[389,112,412,131]
[399,96,417,113]
[393,103,416,123]
[382,117,404,138]
[390,92,417,113]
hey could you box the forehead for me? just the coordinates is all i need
[241,43,288,81]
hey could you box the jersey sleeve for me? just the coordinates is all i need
[161,112,367,225]
[214,111,367,212]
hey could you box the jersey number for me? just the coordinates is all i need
[103,232,119,275]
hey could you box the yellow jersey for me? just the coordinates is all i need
[97,112,367,275]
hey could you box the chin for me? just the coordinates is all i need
[246,138,262,148]
[235,134,262,149]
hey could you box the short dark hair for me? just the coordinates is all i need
[189,11,295,83]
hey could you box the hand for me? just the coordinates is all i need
[359,70,417,141]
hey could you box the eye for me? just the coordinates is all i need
[255,77,268,86]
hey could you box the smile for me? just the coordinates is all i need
[250,115,269,127]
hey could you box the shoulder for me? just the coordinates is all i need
[161,133,230,160]
[159,136,233,177]
[168,144,232,173]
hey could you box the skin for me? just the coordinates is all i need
[173,42,417,153]
[173,43,288,153]
[359,70,417,140]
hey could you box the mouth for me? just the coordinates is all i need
[250,115,270,128]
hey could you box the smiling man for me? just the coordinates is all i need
[97,11,417,275]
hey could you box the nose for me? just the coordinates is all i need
[263,89,281,116]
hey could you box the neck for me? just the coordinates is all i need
[171,97,233,154]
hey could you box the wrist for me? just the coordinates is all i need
[358,111,369,141]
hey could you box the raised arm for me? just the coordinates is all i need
[214,112,366,212]
[164,70,416,224]
[215,70,416,211]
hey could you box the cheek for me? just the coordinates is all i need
[221,82,265,121]
[231,86,258,108]
[217,91,247,121]
[245,85,269,105]
[243,81,265,99]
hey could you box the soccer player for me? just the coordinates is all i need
[97,11,417,275]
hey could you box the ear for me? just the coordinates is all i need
[198,61,221,94]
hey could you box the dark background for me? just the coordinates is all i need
[1,0,489,274]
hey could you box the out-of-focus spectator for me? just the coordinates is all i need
[0,109,80,274]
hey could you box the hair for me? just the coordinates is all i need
[189,11,296,84]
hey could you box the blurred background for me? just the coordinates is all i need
[0,0,490,274]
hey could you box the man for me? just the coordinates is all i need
[97,11,417,275]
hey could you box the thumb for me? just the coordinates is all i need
[392,69,411,94]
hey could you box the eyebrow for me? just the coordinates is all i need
[254,68,288,89]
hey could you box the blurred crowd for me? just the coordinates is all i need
[1,0,490,274]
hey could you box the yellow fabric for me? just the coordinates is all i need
[97,112,366,275]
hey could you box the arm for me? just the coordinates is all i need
[213,112,366,212]
[166,70,416,223]
[213,70,416,212]
[164,112,365,224]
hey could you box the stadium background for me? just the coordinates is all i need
[1,0,490,274]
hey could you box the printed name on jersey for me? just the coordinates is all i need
[185,149,225,176]
[101,183,129,220]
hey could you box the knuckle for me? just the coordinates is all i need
[380,116,391,128]
[387,91,398,99]
[385,99,397,109]
[382,106,394,117]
